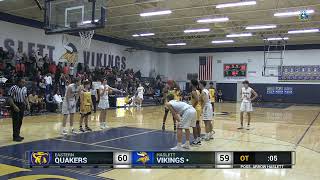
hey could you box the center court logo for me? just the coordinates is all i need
[30,152,51,165]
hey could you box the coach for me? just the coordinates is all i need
[8,77,30,142]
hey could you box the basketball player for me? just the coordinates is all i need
[238,80,258,130]
[79,80,93,132]
[173,82,182,101]
[162,81,177,132]
[136,83,145,108]
[209,82,216,111]
[199,81,214,141]
[61,77,82,135]
[98,78,124,129]
[190,80,202,145]
[166,94,196,150]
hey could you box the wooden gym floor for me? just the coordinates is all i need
[0,102,319,180]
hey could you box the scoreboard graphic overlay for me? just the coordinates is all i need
[224,64,247,77]
[26,151,295,169]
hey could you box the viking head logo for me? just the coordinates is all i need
[60,43,78,63]
[136,152,150,165]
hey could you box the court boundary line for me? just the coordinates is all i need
[53,138,131,151]
[294,111,320,148]
[91,129,159,145]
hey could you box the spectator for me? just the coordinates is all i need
[218,89,223,103]
[0,47,5,60]
[63,62,69,75]
[37,57,44,70]
[38,94,46,112]
[39,78,46,95]
[28,91,39,115]
[46,91,57,112]
[44,73,53,94]
[59,74,67,96]
[49,61,57,74]
[53,90,63,112]
[14,48,23,63]
[69,63,75,77]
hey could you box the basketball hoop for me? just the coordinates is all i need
[79,30,94,49]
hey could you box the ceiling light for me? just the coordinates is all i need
[212,40,234,44]
[139,33,155,36]
[274,10,314,17]
[197,17,229,23]
[216,1,256,8]
[246,24,277,30]
[288,29,319,34]
[184,28,210,33]
[167,43,186,46]
[140,10,172,17]
[264,37,289,41]
[82,19,99,24]
[132,33,155,37]
[226,33,252,37]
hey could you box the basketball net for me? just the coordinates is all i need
[79,30,94,50]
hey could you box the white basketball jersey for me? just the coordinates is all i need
[169,100,191,114]
[202,89,211,105]
[100,84,110,100]
[65,83,79,101]
[137,86,144,95]
[241,87,252,103]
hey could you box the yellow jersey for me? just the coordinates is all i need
[173,89,181,101]
[125,96,130,104]
[209,88,215,103]
[80,91,92,114]
[191,90,202,110]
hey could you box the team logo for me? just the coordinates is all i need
[136,152,150,165]
[60,42,78,63]
[30,152,51,165]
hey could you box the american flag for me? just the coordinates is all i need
[199,56,213,80]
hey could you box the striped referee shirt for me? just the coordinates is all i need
[8,85,27,103]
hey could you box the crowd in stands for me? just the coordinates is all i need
[0,46,164,115]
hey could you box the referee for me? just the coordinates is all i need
[8,77,30,142]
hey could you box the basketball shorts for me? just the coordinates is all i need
[178,107,196,129]
[62,99,76,115]
[137,94,143,100]
[98,98,110,110]
[202,104,213,121]
[240,101,253,112]
[196,107,202,121]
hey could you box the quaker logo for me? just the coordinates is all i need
[83,50,126,69]
[60,43,78,63]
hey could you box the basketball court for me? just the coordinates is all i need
[0,0,320,179]
[0,104,319,179]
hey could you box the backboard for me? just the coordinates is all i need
[44,0,107,34]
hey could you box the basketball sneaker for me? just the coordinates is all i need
[61,128,68,135]
[246,124,250,130]
[237,126,244,129]
[209,131,214,139]
[85,126,92,132]
[170,146,184,151]
[181,143,190,150]
[162,124,165,131]
[70,128,78,134]
[191,139,201,146]
[79,127,85,133]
